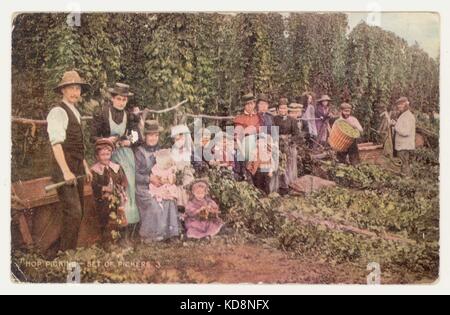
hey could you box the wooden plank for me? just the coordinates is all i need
[12,177,93,210]
[358,145,383,152]
[12,116,93,126]
[357,142,374,148]
[283,211,416,245]
[18,214,33,246]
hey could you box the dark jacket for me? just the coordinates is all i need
[91,103,142,147]
[259,112,275,136]
[273,115,300,137]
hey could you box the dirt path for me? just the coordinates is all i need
[128,239,425,284]
[14,237,434,284]
[162,243,362,284]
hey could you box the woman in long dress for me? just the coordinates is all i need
[273,100,300,195]
[135,120,180,243]
[170,125,195,208]
[302,92,318,148]
[91,83,142,242]
[315,95,332,147]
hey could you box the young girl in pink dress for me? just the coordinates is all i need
[184,180,223,240]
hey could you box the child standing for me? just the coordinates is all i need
[91,139,128,244]
[247,135,277,195]
[211,132,236,171]
[184,180,223,240]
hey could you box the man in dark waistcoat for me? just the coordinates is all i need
[46,70,93,252]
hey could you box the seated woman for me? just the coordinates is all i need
[184,179,223,240]
[135,120,180,243]
[91,139,128,244]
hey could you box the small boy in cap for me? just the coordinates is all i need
[91,138,128,244]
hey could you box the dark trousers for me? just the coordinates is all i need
[397,150,413,176]
[253,170,272,195]
[56,177,84,251]
[337,141,360,166]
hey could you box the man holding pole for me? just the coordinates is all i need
[46,70,93,252]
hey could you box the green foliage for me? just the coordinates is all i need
[286,13,348,98]
[41,14,122,103]
[346,23,439,141]
[206,159,439,277]
[413,148,439,166]
[12,13,439,178]
[323,162,398,189]
[208,169,283,235]
[11,13,440,280]
[143,14,196,111]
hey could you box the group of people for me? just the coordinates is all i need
[47,71,223,251]
[46,70,417,252]
[225,92,366,196]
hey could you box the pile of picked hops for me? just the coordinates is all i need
[336,120,361,138]
[290,175,337,194]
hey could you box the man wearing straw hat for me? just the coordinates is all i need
[46,70,93,251]
[391,97,416,176]
[335,102,363,166]
[289,103,307,137]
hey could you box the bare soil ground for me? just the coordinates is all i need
[97,237,435,284]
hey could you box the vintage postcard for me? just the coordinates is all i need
[10,10,440,286]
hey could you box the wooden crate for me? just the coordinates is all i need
[12,177,101,252]
[358,143,384,164]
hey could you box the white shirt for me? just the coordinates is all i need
[47,100,82,146]
[394,110,416,151]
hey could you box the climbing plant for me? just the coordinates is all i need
[286,13,348,100]
[11,13,440,180]
[346,22,439,140]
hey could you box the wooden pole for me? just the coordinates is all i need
[186,113,235,121]
[12,100,190,127]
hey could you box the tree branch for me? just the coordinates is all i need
[141,99,188,115]
[11,100,190,126]
[186,113,235,120]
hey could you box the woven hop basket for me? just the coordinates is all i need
[328,120,361,152]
